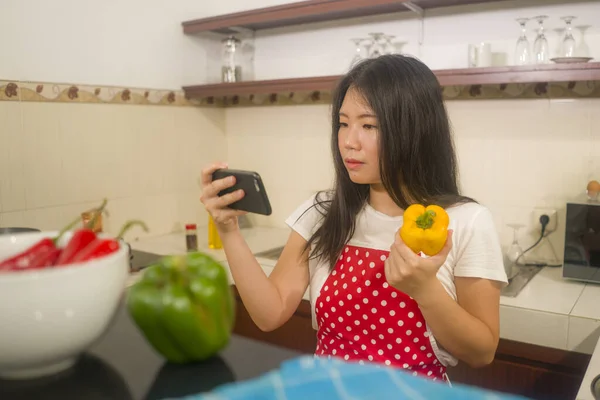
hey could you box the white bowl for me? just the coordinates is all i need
[0,231,129,379]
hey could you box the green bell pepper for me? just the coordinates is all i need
[126,252,235,364]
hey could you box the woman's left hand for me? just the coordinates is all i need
[384,230,453,302]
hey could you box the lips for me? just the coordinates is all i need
[344,158,364,170]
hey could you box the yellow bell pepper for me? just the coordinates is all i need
[400,204,449,256]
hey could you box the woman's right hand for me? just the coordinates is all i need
[200,162,247,234]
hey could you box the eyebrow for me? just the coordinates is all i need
[339,112,377,119]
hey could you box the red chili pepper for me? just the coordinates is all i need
[54,229,97,266]
[68,219,149,264]
[0,199,107,272]
[0,238,56,270]
[55,200,107,266]
[69,238,120,263]
[9,247,63,271]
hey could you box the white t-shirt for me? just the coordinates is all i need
[285,192,508,367]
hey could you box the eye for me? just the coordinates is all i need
[363,124,377,130]
[339,122,348,128]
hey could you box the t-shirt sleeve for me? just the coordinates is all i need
[285,192,328,241]
[453,206,508,285]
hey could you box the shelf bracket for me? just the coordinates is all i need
[401,2,425,57]
[402,1,423,16]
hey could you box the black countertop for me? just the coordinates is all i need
[0,303,302,400]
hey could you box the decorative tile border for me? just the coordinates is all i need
[442,80,600,100]
[187,80,600,107]
[3,79,600,108]
[0,80,200,106]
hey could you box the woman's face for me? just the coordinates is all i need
[338,87,381,185]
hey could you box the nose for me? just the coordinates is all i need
[344,125,361,150]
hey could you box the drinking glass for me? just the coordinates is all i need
[532,15,550,64]
[559,16,577,58]
[514,18,531,65]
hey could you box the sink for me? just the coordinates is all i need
[254,246,284,260]
[592,374,600,399]
[500,265,543,298]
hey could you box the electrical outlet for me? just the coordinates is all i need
[532,208,558,233]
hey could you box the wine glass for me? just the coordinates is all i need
[506,223,525,264]
[367,32,385,58]
[532,15,550,64]
[514,18,531,65]
[576,25,591,58]
[350,38,365,67]
[382,34,396,54]
[559,16,577,58]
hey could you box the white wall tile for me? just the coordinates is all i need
[21,205,71,232]
[20,102,64,209]
[1,101,225,238]
[0,102,27,212]
[0,211,26,228]
[225,96,595,267]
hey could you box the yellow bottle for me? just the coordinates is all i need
[208,214,223,249]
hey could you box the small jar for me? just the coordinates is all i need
[185,223,198,252]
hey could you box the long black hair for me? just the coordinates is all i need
[303,54,474,268]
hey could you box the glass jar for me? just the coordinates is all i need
[222,35,242,83]
[185,223,198,252]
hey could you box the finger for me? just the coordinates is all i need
[384,257,393,281]
[393,235,421,266]
[387,247,408,279]
[203,174,238,199]
[200,162,229,186]
[211,188,245,209]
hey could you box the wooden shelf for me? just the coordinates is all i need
[183,62,600,101]
[182,0,509,35]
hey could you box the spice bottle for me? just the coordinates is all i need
[185,224,198,252]
[208,215,223,250]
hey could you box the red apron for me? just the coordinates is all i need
[314,244,448,382]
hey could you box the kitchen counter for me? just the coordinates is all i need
[128,226,600,356]
[0,303,301,400]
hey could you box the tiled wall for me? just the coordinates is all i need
[0,94,226,241]
[226,98,600,262]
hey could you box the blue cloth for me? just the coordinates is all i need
[171,356,531,400]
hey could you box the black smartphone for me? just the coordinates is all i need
[211,169,272,216]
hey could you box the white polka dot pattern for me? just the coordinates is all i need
[314,245,445,381]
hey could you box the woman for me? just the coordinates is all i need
[199,54,507,383]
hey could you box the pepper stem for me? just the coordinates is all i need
[167,256,188,286]
[117,219,149,239]
[415,210,436,230]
